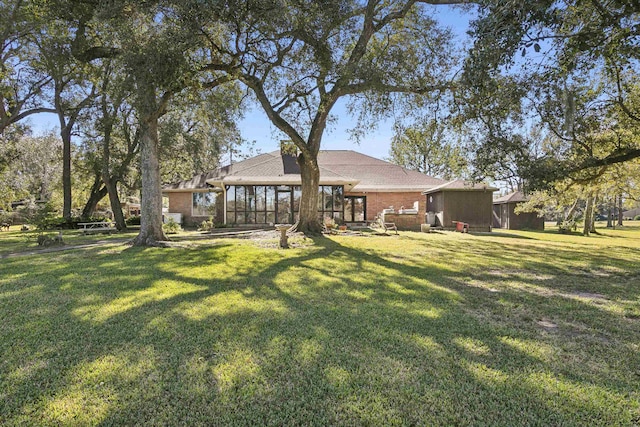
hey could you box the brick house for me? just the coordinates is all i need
[162,149,447,227]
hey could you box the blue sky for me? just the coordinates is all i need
[29,5,472,162]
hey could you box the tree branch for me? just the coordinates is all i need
[239,73,308,153]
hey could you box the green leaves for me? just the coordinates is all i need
[388,119,469,180]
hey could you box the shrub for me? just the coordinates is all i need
[558,219,577,234]
[163,217,181,234]
[0,211,12,224]
[28,202,59,230]
[635,215,640,221]
[126,216,141,226]
[199,217,215,232]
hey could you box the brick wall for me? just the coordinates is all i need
[346,191,425,222]
[167,192,191,224]
[166,191,224,226]
[382,213,422,231]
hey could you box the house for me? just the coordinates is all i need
[623,207,640,220]
[492,191,544,230]
[423,179,498,232]
[163,149,447,228]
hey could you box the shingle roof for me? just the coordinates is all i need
[422,179,498,195]
[318,151,445,191]
[164,150,447,192]
[493,191,529,204]
[623,207,640,218]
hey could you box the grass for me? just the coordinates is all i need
[0,222,639,425]
[0,226,139,257]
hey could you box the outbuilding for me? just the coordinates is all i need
[492,191,544,230]
[423,180,497,232]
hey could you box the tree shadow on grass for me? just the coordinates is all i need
[470,231,539,240]
[0,235,638,425]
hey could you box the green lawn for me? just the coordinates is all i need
[1,223,639,425]
[0,226,139,257]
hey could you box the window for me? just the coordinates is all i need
[318,185,344,222]
[235,186,246,211]
[193,192,217,217]
[226,186,235,212]
[277,187,292,224]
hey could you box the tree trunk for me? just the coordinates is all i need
[297,152,322,234]
[132,114,167,245]
[591,194,598,233]
[583,194,594,236]
[618,194,624,226]
[607,197,613,228]
[104,176,127,231]
[82,179,108,219]
[60,125,72,220]
[565,198,579,222]
[100,93,127,232]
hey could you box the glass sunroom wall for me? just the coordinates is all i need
[255,186,266,224]
[226,186,235,224]
[323,186,333,211]
[277,186,292,224]
[317,185,344,224]
[293,186,302,213]
[266,186,276,224]
[246,186,256,224]
[333,186,343,222]
[225,184,344,225]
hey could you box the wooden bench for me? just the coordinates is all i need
[452,221,469,233]
[78,221,116,234]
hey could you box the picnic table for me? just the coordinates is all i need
[78,221,116,234]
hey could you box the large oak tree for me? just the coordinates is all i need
[195,0,461,232]
[51,0,234,245]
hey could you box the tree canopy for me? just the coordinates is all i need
[388,120,468,180]
[463,0,640,189]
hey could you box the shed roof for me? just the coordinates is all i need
[422,179,498,195]
[493,191,530,204]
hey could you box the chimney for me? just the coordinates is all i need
[280,140,301,174]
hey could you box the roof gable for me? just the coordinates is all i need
[493,191,530,204]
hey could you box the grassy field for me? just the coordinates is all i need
[0,226,139,257]
[1,223,639,425]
